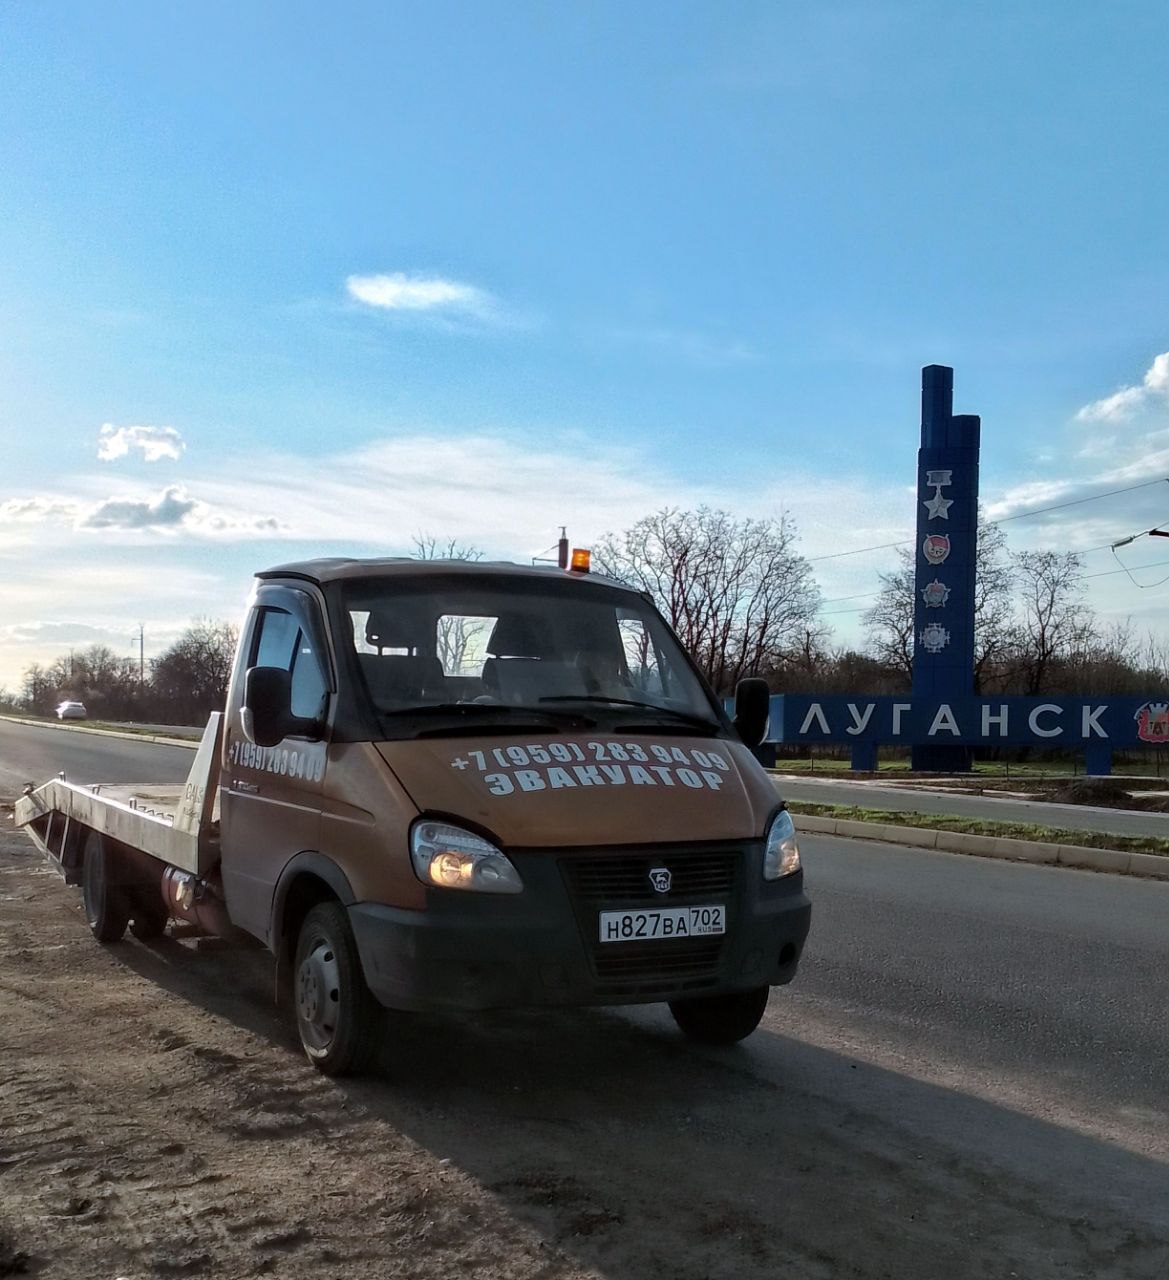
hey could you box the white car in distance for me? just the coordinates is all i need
[56,701,88,721]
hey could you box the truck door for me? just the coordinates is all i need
[220,585,334,943]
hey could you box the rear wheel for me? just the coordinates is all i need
[81,830,130,943]
[128,885,170,940]
[294,902,383,1077]
[669,986,769,1045]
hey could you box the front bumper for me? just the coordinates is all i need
[348,842,811,1013]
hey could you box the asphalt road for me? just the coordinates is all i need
[0,717,195,797]
[1,720,1167,1268]
[777,772,1169,838]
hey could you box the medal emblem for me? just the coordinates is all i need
[923,534,951,564]
[921,579,950,608]
[923,468,954,520]
[919,623,950,654]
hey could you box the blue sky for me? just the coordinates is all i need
[1,1,1168,688]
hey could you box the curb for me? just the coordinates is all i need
[792,812,1169,882]
[0,714,198,751]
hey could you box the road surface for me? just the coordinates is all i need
[1,723,1166,1275]
[777,771,1169,838]
[0,716,195,797]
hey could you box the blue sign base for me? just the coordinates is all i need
[912,744,972,772]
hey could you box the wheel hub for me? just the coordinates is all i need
[296,939,341,1051]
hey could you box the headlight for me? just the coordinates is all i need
[763,809,801,879]
[410,820,523,894]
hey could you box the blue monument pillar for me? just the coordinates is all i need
[910,365,980,772]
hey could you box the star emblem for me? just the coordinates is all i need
[924,491,953,519]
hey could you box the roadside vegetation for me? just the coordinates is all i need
[3,507,1167,741]
[0,620,237,727]
[788,801,1169,857]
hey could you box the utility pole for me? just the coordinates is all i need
[137,624,145,684]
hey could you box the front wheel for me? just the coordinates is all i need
[81,831,130,943]
[293,902,383,1076]
[669,986,770,1045]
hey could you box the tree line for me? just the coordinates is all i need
[1,507,1165,724]
[593,507,1168,698]
[2,620,239,725]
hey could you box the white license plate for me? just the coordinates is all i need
[598,904,725,943]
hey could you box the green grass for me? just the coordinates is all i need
[0,713,197,739]
[773,756,1165,779]
[787,801,1169,856]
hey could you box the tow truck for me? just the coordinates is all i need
[16,554,811,1075]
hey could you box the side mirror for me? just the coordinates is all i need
[242,667,317,748]
[733,678,770,747]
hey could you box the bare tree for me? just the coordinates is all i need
[862,551,915,685]
[1011,549,1096,695]
[42,644,141,719]
[412,534,487,674]
[971,522,1016,693]
[863,519,1017,692]
[20,663,55,715]
[593,507,821,693]
[151,620,239,724]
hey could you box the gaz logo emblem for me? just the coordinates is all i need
[648,867,672,894]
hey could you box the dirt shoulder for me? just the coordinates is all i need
[2,812,1167,1279]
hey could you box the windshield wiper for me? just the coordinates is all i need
[538,695,719,733]
[376,702,595,729]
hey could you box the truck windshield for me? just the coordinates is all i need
[339,576,723,736]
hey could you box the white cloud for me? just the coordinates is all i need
[0,485,285,538]
[346,272,493,318]
[82,486,198,530]
[98,423,186,462]
[0,496,78,522]
[1076,350,1169,422]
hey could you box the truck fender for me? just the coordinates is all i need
[270,851,357,1007]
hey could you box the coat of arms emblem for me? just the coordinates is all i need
[921,579,950,608]
[1135,702,1169,744]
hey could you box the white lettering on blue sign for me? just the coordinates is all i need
[982,704,1009,736]
[928,705,960,736]
[1028,705,1062,738]
[1082,706,1107,738]
[846,703,874,735]
[800,704,830,734]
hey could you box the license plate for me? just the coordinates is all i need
[598,904,725,943]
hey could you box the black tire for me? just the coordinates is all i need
[128,887,170,940]
[81,830,130,943]
[293,901,383,1077]
[668,986,770,1046]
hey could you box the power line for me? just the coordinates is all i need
[805,474,1169,565]
[992,475,1169,524]
[819,554,1169,620]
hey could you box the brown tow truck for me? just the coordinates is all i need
[16,556,811,1075]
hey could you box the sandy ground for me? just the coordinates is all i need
[2,805,1168,1279]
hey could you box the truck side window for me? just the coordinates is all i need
[252,607,328,723]
[617,612,666,697]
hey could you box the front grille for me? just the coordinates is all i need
[592,938,724,999]
[559,846,744,999]
[562,849,739,906]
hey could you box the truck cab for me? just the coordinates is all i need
[222,557,810,1073]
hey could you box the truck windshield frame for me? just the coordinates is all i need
[332,573,729,742]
